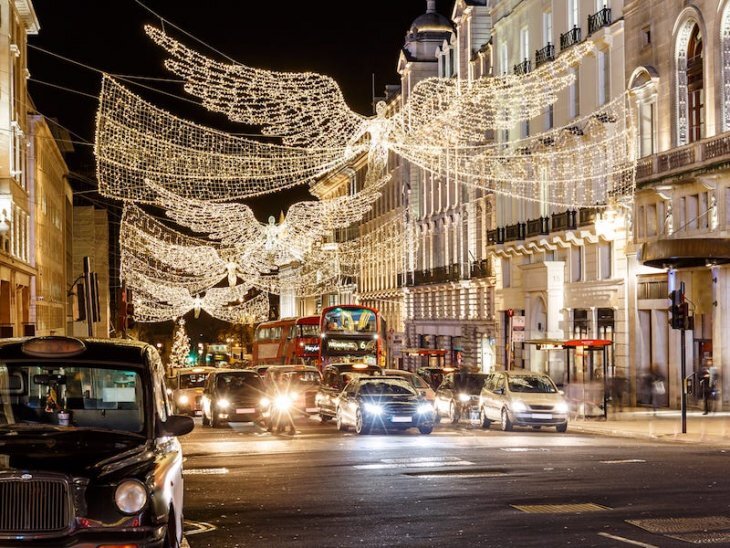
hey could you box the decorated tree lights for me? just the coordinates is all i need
[168,318,191,369]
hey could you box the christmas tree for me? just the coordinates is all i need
[169,318,191,369]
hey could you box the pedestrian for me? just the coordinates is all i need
[650,372,666,416]
[610,375,626,413]
[700,368,714,415]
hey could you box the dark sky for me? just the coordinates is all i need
[28,0,454,217]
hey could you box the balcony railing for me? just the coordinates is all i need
[560,26,582,50]
[579,208,598,227]
[504,222,526,242]
[470,259,493,279]
[636,132,730,183]
[638,280,669,300]
[526,217,550,237]
[513,59,531,75]
[551,210,577,232]
[535,44,555,68]
[0,325,12,338]
[487,228,503,245]
[588,7,612,35]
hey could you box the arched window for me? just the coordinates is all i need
[676,18,704,145]
[721,3,730,131]
[629,67,658,158]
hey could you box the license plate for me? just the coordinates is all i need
[305,407,319,413]
[532,413,552,420]
[391,416,412,423]
[236,408,256,414]
[194,410,203,416]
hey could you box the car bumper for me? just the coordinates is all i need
[363,412,434,429]
[512,411,568,427]
[217,410,261,422]
[0,525,167,547]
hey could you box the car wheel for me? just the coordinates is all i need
[556,422,568,433]
[162,509,178,548]
[480,407,492,429]
[354,409,368,435]
[211,410,222,428]
[320,414,332,423]
[532,426,541,430]
[501,408,513,432]
[449,402,460,424]
[336,408,347,432]
[418,424,433,435]
[202,413,210,427]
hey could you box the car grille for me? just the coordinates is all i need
[529,405,554,411]
[381,402,417,415]
[0,477,71,533]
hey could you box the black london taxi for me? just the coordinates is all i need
[315,362,383,422]
[201,369,266,427]
[0,336,194,547]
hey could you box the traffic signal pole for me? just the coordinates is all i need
[83,257,94,337]
[680,318,687,434]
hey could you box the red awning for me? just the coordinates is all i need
[401,348,448,356]
[563,339,613,348]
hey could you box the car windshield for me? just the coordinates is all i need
[216,373,263,394]
[0,363,145,434]
[282,371,321,386]
[359,380,416,396]
[508,375,557,393]
[179,373,208,389]
[388,372,430,390]
[454,374,489,394]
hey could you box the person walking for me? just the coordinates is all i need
[650,372,666,416]
[700,368,714,415]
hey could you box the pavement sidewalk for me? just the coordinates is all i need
[568,407,730,445]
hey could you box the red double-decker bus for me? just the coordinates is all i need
[252,316,321,366]
[319,305,387,368]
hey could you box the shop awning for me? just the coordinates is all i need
[563,339,613,348]
[524,338,567,350]
[400,348,448,356]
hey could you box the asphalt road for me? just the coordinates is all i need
[180,417,730,547]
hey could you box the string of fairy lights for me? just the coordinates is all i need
[100,24,637,324]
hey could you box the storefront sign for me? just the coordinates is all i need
[326,339,376,353]
[303,344,320,354]
[512,315,526,343]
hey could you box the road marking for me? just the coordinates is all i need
[628,516,730,534]
[354,456,474,470]
[183,467,229,476]
[512,503,611,513]
[597,532,658,547]
[183,520,218,536]
[501,447,549,452]
[600,459,647,464]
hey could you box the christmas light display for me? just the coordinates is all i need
[168,318,191,368]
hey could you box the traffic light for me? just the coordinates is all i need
[669,283,689,330]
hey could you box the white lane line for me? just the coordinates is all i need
[600,459,647,464]
[183,467,229,475]
[184,520,218,536]
[354,456,474,470]
[597,532,659,547]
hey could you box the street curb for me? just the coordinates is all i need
[569,422,730,445]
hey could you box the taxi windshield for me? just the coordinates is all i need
[282,371,321,386]
[179,373,208,389]
[359,380,416,396]
[216,373,263,394]
[0,363,145,434]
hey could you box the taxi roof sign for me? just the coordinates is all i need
[21,337,87,358]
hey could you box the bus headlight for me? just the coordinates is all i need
[217,398,230,409]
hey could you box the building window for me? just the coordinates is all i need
[571,246,583,282]
[500,43,509,76]
[520,26,530,65]
[544,104,554,131]
[642,25,652,48]
[722,5,730,131]
[676,20,704,145]
[597,50,610,106]
[543,11,553,46]
[569,69,580,118]
[599,241,612,279]
[568,0,579,30]
[501,258,511,288]
[639,101,656,157]
[573,309,589,338]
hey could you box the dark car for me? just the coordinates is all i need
[0,336,194,547]
[335,376,435,435]
[168,366,215,416]
[201,369,266,427]
[261,365,322,432]
[416,366,455,390]
[315,363,383,422]
[434,371,492,423]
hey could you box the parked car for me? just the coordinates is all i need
[262,365,323,431]
[434,371,491,423]
[316,362,383,422]
[0,336,194,547]
[416,366,455,390]
[335,376,435,435]
[383,368,436,404]
[201,369,266,427]
[168,366,215,416]
[479,370,569,432]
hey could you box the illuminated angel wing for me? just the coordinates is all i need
[145,25,367,149]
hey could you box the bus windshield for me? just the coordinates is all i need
[323,308,377,334]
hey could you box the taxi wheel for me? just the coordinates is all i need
[501,408,513,432]
[162,509,178,548]
[354,410,368,435]
[449,402,460,424]
[320,414,332,423]
[480,407,492,429]
[336,409,347,431]
[418,424,433,435]
[201,413,210,427]
[211,414,222,428]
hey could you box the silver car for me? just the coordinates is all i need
[479,370,569,432]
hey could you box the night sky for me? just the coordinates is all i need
[29,0,454,217]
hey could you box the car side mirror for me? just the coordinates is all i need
[159,415,195,437]
[495,388,504,395]
[558,389,565,395]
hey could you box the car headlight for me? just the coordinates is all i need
[217,398,230,409]
[178,394,189,405]
[554,401,569,414]
[260,397,271,407]
[363,402,382,415]
[114,479,148,514]
[458,393,471,403]
[289,392,300,401]
[512,400,528,413]
[417,403,433,415]
[275,395,292,409]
